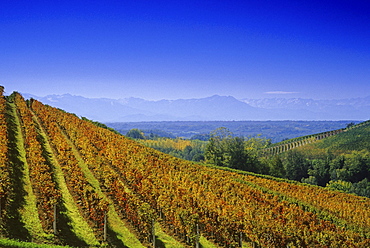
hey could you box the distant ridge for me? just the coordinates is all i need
[21,93,370,122]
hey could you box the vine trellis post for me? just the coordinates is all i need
[239,232,243,247]
[0,196,2,226]
[104,211,107,241]
[152,219,155,248]
[53,204,57,234]
[195,223,200,248]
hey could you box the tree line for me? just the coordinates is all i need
[206,128,370,197]
[127,127,370,198]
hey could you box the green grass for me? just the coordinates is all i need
[199,235,220,248]
[6,102,46,241]
[314,124,370,152]
[0,236,223,248]
[0,239,72,248]
[154,222,185,248]
[58,122,145,248]
[106,208,146,248]
[59,122,217,248]
[57,126,256,248]
[31,113,99,247]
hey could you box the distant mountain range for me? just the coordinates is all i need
[22,93,370,122]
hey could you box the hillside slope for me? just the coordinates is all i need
[309,121,370,153]
[262,120,370,156]
[0,89,370,247]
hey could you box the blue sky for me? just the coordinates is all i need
[1,0,369,100]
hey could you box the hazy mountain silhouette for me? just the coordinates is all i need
[22,93,369,122]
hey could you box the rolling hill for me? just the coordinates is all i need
[308,120,370,153]
[263,120,370,156]
[1,88,370,247]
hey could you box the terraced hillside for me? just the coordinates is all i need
[302,120,370,154]
[262,120,370,156]
[0,89,370,247]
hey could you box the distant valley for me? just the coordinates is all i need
[107,120,354,143]
[22,93,370,122]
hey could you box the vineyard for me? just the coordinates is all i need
[261,120,370,156]
[0,88,370,247]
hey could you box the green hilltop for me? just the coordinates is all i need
[262,120,370,156]
[312,120,370,153]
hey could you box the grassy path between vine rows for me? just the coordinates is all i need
[59,126,146,248]
[60,120,221,248]
[6,101,46,241]
[0,238,72,248]
[31,112,99,247]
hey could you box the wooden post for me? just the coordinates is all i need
[152,219,155,248]
[195,223,200,248]
[104,211,107,242]
[239,232,243,247]
[0,196,2,224]
[53,204,57,234]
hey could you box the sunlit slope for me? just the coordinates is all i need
[307,121,370,153]
[0,90,370,247]
[284,120,370,158]
[263,120,370,155]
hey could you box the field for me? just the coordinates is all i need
[0,90,369,247]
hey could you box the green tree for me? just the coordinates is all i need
[205,127,230,167]
[343,150,370,182]
[244,134,271,152]
[205,127,258,171]
[283,150,310,181]
[346,122,355,128]
[267,155,286,178]
[352,178,370,197]
[330,150,370,183]
[307,159,331,186]
[224,136,250,170]
[326,180,353,193]
[301,176,318,185]
[126,128,145,139]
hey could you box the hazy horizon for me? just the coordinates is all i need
[16,91,370,102]
[2,1,369,101]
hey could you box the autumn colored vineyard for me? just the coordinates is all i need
[0,89,370,247]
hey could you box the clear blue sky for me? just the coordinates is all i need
[1,0,369,100]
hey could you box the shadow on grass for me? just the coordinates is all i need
[55,202,89,247]
[106,226,129,248]
[4,101,31,241]
[154,235,166,248]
